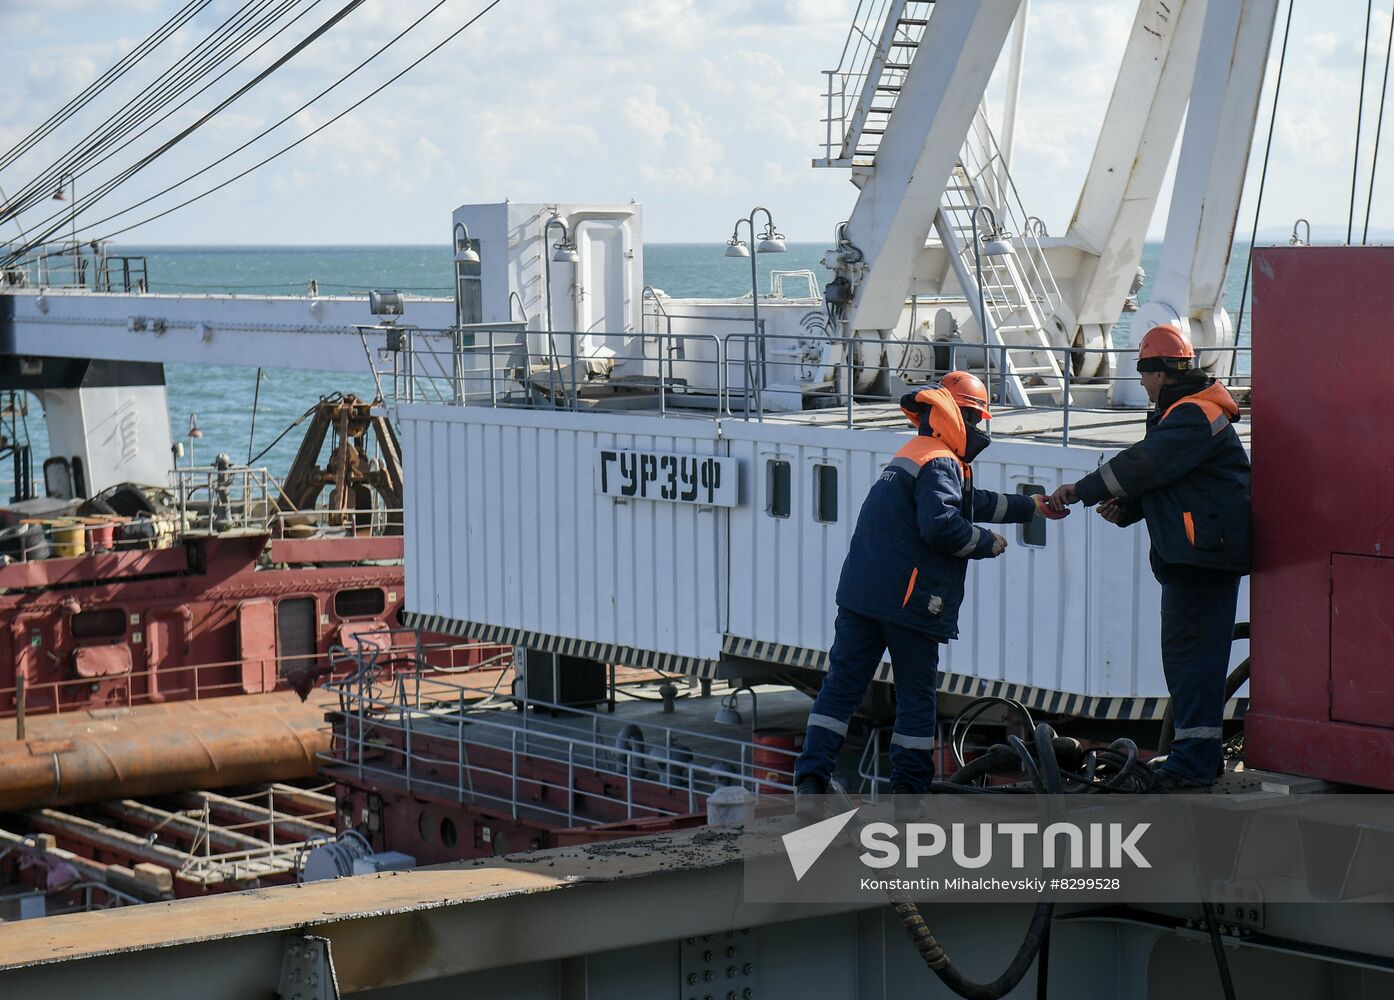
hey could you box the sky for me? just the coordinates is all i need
[0,0,1389,246]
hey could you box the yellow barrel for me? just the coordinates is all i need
[49,518,88,558]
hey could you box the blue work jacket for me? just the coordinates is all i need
[1076,379,1251,577]
[835,387,1036,639]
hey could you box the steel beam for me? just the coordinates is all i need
[1067,0,1206,326]
[3,821,1394,997]
[843,0,1021,332]
[0,290,454,374]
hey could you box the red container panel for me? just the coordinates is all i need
[1330,554,1394,729]
[1246,246,1394,788]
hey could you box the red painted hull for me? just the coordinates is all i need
[0,532,499,717]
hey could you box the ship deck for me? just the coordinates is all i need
[713,400,1253,450]
[325,678,819,828]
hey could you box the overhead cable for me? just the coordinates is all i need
[1233,0,1294,344]
[1,0,280,221]
[0,0,212,173]
[1349,0,1375,244]
[56,0,325,201]
[1361,1,1394,243]
[6,0,368,258]
[10,0,506,263]
[1,0,307,226]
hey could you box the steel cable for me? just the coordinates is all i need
[3,0,328,241]
[0,0,285,224]
[54,0,325,204]
[1349,0,1375,244]
[8,0,507,266]
[1233,0,1294,343]
[1361,1,1394,243]
[0,0,212,173]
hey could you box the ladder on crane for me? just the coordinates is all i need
[815,0,935,168]
[936,146,1071,408]
[816,0,1072,407]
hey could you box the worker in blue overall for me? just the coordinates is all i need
[1048,324,1251,790]
[793,372,1067,806]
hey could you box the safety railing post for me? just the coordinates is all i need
[511,729,519,821]
[1062,345,1071,445]
[567,742,575,825]
[404,697,413,795]
[659,328,667,416]
[845,347,854,427]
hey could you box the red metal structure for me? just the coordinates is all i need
[0,533,419,715]
[1246,245,1394,789]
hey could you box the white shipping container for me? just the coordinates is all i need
[400,404,1249,712]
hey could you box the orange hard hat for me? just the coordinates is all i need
[941,370,991,420]
[1136,323,1195,372]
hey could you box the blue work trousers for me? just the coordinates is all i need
[794,607,941,793]
[1158,567,1243,784]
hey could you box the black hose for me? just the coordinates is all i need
[1201,901,1238,1000]
[1034,917,1052,1000]
[881,724,1058,999]
[950,696,1035,769]
[893,899,1055,1000]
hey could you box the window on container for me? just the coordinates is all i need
[813,465,839,524]
[1019,484,1047,548]
[335,587,386,619]
[766,460,791,518]
[71,608,126,640]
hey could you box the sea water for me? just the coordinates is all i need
[14,242,1251,478]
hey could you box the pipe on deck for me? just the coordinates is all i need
[0,691,333,812]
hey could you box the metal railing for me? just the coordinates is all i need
[380,323,1253,447]
[0,637,505,720]
[169,464,403,538]
[323,642,797,829]
[1,241,147,292]
[817,0,936,165]
[171,463,276,534]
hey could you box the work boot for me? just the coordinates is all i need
[890,782,928,822]
[795,775,828,822]
[1151,768,1212,793]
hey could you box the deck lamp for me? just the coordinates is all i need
[713,685,758,731]
[542,214,580,403]
[453,223,479,265]
[724,207,786,399]
[756,229,788,255]
[971,205,1015,408]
